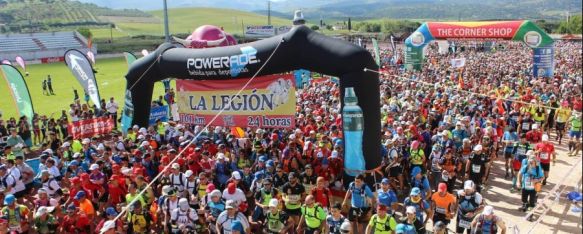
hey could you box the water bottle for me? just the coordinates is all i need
[342,87,365,176]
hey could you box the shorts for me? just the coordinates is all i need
[389,166,403,178]
[512,159,522,171]
[504,152,513,159]
[569,130,581,139]
[348,207,371,222]
[556,122,566,131]
[540,162,550,172]
[285,207,302,216]
[432,212,450,226]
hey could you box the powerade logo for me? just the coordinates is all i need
[187,46,259,77]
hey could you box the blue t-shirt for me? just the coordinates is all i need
[410,178,431,199]
[403,197,429,222]
[348,182,374,208]
[376,188,398,208]
[519,165,543,190]
[503,131,518,153]
[452,129,468,149]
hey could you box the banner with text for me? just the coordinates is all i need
[68,117,114,139]
[0,64,34,126]
[149,105,169,126]
[245,25,276,38]
[177,74,296,128]
[533,45,554,77]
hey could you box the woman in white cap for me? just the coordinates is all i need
[33,206,57,234]
[263,198,293,234]
[470,205,507,234]
[517,156,544,212]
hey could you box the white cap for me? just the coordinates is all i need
[482,205,494,215]
[526,150,535,157]
[268,198,279,207]
[89,164,99,170]
[406,206,416,214]
[100,220,116,233]
[162,185,172,196]
[226,200,237,209]
[82,138,91,144]
[178,198,189,209]
[464,180,475,190]
[140,141,150,147]
[473,144,483,151]
[232,171,241,180]
[255,128,263,134]
[61,142,71,148]
[288,134,296,140]
[43,149,53,155]
[133,125,139,129]
[97,144,105,151]
[532,124,538,130]
[331,150,338,158]
[184,170,194,178]
[340,220,352,231]
[171,163,180,170]
[35,206,54,217]
[217,153,225,160]
[210,189,222,198]
[121,168,132,175]
[542,134,549,141]
[72,152,81,159]
[137,135,145,140]
[139,127,147,134]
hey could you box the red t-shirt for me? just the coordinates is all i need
[526,130,542,144]
[536,143,554,164]
[108,184,127,205]
[62,213,90,233]
[311,187,331,208]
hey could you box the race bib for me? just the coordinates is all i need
[517,148,526,156]
[524,177,534,190]
[522,123,530,130]
[540,153,549,160]
[459,219,472,229]
[436,207,446,214]
[472,164,481,173]
[287,194,301,204]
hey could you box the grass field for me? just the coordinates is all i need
[96,7,291,38]
[0,58,169,120]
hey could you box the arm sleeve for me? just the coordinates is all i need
[365,186,374,197]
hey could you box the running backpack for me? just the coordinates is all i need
[476,214,498,234]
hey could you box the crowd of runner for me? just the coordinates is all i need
[0,39,581,234]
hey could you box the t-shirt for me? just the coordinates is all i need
[281,182,305,209]
[216,211,249,234]
[367,214,397,234]
[556,108,571,123]
[430,192,456,217]
[222,189,246,205]
[78,199,95,216]
[535,143,554,164]
[348,182,374,208]
[377,188,398,208]
[126,193,146,208]
[170,208,198,227]
[301,205,326,228]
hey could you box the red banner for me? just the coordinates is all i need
[176,74,296,128]
[40,57,65,64]
[427,21,523,40]
[68,117,114,139]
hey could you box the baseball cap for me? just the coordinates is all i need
[82,138,91,144]
[171,163,180,170]
[105,207,118,216]
[483,205,494,216]
[377,204,388,211]
[464,180,475,190]
[406,206,416,214]
[61,142,71,148]
[184,170,194,178]
[35,206,54,217]
[268,198,279,207]
[232,171,241,180]
[4,194,15,205]
[100,220,116,233]
[227,182,236,194]
[210,190,222,198]
[89,164,99,170]
[74,191,86,200]
[205,184,216,193]
[410,187,421,196]
[381,178,390,184]
[473,144,483,151]
[438,183,447,193]
[225,200,237,209]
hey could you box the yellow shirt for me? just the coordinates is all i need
[556,108,571,123]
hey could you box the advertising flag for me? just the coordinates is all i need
[15,56,26,71]
[1,60,11,65]
[177,74,296,128]
[450,58,466,68]
[149,105,169,126]
[64,49,102,109]
[372,38,381,66]
[121,52,138,135]
[0,64,34,126]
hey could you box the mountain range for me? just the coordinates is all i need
[78,0,581,20]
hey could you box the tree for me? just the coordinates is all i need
[348,17,352,31]
[556,15,582,34]
[310,25,320,31]
[77,27,92,39]
[326,25,333,30]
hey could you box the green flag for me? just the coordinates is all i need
[121,52,138,135]
[0,65,34,125]
[372,38,381,66]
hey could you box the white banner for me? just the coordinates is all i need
[450,58,466,68]
[245,25,275,38]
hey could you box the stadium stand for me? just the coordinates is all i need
[0,31,95,63]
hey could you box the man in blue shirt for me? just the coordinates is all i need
[377,178,398,212]
[342,174,374,234]
[410,167,431,199]
[502,127,518,179]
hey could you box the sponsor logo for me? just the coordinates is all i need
[187,46,259,77]
[524,31,542,48]
[67,53,98,96]
[10,83,22,103]
[410,32,425,47]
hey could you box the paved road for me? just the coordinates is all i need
[481,137,582,234]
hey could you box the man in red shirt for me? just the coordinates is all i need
[526,124,543,144]
[535,134,556,185]
[311,177,331,210]
[107,176,126,207]
[59,204,91,233]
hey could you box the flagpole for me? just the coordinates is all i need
[163,0,170,42]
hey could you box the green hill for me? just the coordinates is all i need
[109,7,291,37]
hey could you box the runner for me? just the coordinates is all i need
[517,157,544,212]
[297,195,326,234]
[534,134,556,185]
[470,205,507,234]
[342,174,375,234]
[365,204,397,234]
[263,199,293,234]
[282,172,305,230]
[216,200,250,234]
[430,183,456,226]
[455,180,484,234]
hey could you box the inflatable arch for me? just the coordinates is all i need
[404,20,554,76]
[125,25,382,170]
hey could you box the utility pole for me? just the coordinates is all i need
[267,0,271,25]
[163,0,170,42]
